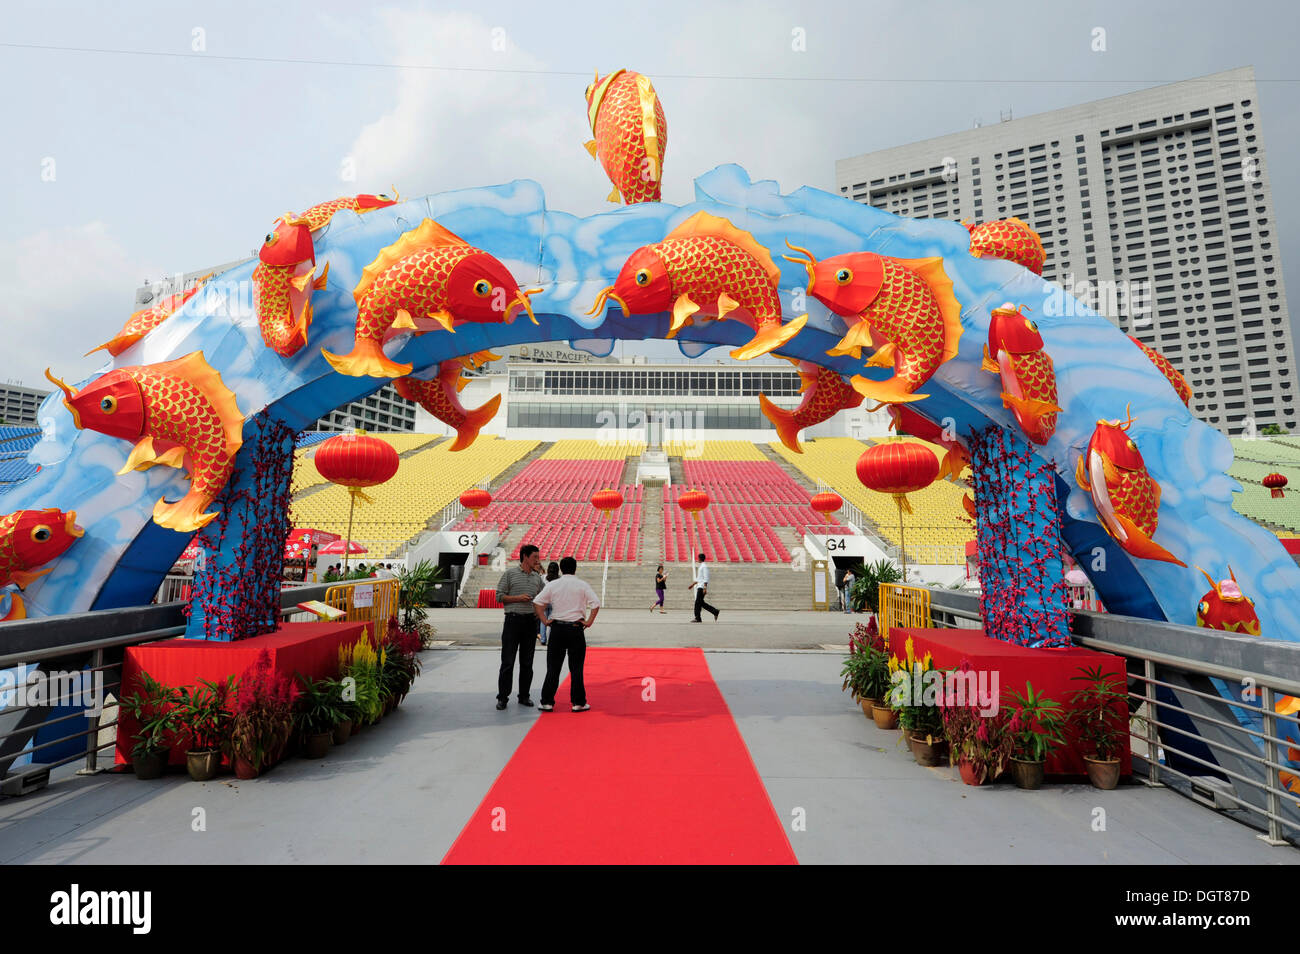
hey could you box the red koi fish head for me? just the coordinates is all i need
[988,304,1043,355]
[588,247,671,318]
[1089,407,1145,473]
[355,192,399,212]
[445,252,539,325]
[1196,566,1261,635]
[7,508,83,569]
[782,243,885,317]
[259,214,314,268]
[44,368,146,441]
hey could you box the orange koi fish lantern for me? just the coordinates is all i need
[1129,336,1192,406]
[965,218,1045,275]
[1074,409,1185,567]
[393,350,502,452]
[761,360,863,453]
[45,354,243,533]
[677,489,710,521]
[88,276,211,357]
[1195,567,1261,635]
[1,508,83,591]
[584,69,667,204]
[591,488,624,517]
[981,304,1061,445]
[315,434,399,569]
[782,243,963,405]
[588,212,807,361]
[810,492,843,523]
[856,442,939,579]
[253,193,399,358]
[459,488,493,519]
[1264,473,1288,499]
[323,219,540,379]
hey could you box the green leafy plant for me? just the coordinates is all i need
[1068,665,1129,762]
[121,672,180,760]
[295,674,345,736]
[1004,682,1067,763]
[851,559,903,614]
[173,676,236,756]
[396,560,444,630]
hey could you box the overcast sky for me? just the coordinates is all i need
[4,0,1299,387]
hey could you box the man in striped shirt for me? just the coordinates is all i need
[495,544,544,710]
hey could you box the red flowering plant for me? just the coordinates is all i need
[941,660,1013,785]
[229,650,298,773]
[841,618,890,705]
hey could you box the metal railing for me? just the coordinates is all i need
[878,583,932,641]
[322,579,399,627]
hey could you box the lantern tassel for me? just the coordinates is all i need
[1273,488,1285,499]
[349,487,374,505]
[893,493,913,515]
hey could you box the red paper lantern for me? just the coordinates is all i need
[856,442,939,514]
[314,434,399,489]
[1264,473,1288,499]
[810,491,843,523]
[591,488,624,517]
[677,488,710,520]
[459,487,493,518]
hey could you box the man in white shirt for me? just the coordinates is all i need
[687,552,720,622]
[533,556,601,712]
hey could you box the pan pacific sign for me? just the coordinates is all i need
[509,345,595,364]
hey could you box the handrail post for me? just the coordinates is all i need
[76,648,105,776]
[1143,659,1162,787]
[1260,686,1288,846]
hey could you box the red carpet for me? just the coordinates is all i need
[442,648,797,864]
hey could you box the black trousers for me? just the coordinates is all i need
[694,587,718,621]
[540,621,587,707]
[497,613,538,702]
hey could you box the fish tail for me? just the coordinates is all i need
[759,392,803,453]
[850,374,927,405]
[153,492,220,533]
[450,393,502,452]
[1112,513,1186,567]
[321,337,413,379]
[0,591,26,622]
[730,314,807,361]
[85,333,136,358]
[10,567,52,590]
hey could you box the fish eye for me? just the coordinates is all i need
[378,193,390,200]
[473,279,492,297]
[31,525,51,543]
[100,396,117,414]
[835,268,853,285]
[1125,439,1136,452]
[1198,601,1209,616]
[1025,319,1038,332]
[264,232,277,245]
[1247,597,1255,606]
[635,269,651,286]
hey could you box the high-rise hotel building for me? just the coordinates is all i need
[835,67,1296,434]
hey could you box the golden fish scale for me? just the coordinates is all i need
[1008,351,1059,435]
[0,511,23,579]
[658,236,779,326]
[595,74,667,203]
[357,246,472,340]
[252,263,300,352]
[971,223,1044,271]
[402,375,466,428]
[795,369,856,428]
[1108,468,1160,537]
[133,369,233,498]
[863,261,945,387]
[123,305,169,339]
[301,197,360,230]
[1144,347,1191,403]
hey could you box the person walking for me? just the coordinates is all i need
[650,563,667,613]
[533,556,600,712]
[842,567,856,614]
[495,544,544,710]
[538,561,560,645]
[688,553,720,622]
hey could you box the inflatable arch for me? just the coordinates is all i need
[5,164,1300,651]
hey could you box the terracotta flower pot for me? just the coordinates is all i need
[133,751,166,780]
[185,749,221,782]
[859,698,875,719]
[234,755,260,780]
[333,719,353,745]
[911,734,947,767]
[957,758,987,786]
[1010,757,1045,790]
[871,704,898,730]
[304,732,332,759]
[1084,756,1121,790]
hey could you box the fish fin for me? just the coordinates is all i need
[1112,513,1186,566]
[607,187,621,203]
[668,293,699,337]
[981,345,999,373]
[450,393,502,452]
[1100,454,1121,487]
[758,392,802,453]
[354,219,470,304]
[962,494,977,520]
[0,591,26,622]
[584,139,598,158]
[730,314,807,362]
[153,492,220,533]
[392,308,418,331]
[1075,455,1089,490]
[471,349,503,366]
[290,269,314,293]
[825,342,863,360]
[154,445,188,469]
[635,73,662,179]
[1001,393,1062,418]
[147,352,245,460]
[117,436,160,475]
[866,342,897,369]
[716,292,740,320]
[665,212,782,288]
[827,320,873,360]
[321,339,413,379]
[969,248,985,259]
[85,332,138,358]
[313,261,329,291]
[893,256,964,366]
[455,372,471,393]
[295,300,314,343]
[424,309,455,333]
[10,567,52,590]
[851,374,927,405]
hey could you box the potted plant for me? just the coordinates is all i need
[887,637,946,764]
[850,559,902,616]
[295,674,343,759]
[396,560,444,648]
[1069,665,1129,790]
[173,675,236,782]
[1004,682,1067,790]
[230,651,297,779]
[340,631,383,726]
[120,672,179,779]
[334,685,358,744]
[381,619,423,709]
[840,628,876,718]
[942,667,1013,786]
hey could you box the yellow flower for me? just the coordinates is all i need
[904,635,916,666]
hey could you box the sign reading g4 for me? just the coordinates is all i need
[825,537,848,552]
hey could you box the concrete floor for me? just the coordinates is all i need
[0,647,1294,865]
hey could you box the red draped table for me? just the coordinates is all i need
[890,627,1132,778]
[114,620,372,766]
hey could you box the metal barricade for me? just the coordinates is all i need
[322,578,400,626]
[878,583,931,641]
